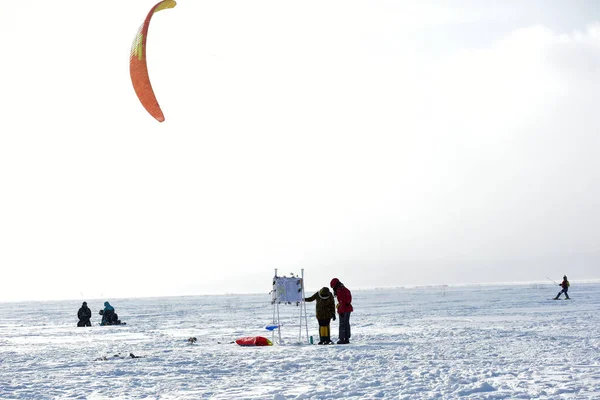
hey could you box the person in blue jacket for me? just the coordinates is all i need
[100,301,121,325]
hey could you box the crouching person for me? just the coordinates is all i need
[77,301,92,327]
[304,287,336,344]
[100,301,122,325]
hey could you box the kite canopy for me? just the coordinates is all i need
[235,336,273,346]
[130,0,177,122]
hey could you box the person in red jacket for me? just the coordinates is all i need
[554,275,570,300]
[330,278,353,344]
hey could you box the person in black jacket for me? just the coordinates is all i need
[77,302,92,327]
[304,287,336,344]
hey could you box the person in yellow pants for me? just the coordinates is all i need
[304,287,336,344]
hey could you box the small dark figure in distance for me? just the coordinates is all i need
[554,275,570,300]
[77,301,92,327]
[188,337,198,344]
[330,278,353,344]
[304,287,336,344]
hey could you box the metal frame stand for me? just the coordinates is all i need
[271,268,310,345]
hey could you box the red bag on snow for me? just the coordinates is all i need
[235,336,273,346]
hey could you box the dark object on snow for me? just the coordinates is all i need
[100,309,122,325]
[188,337,197,344]
[94,352,144,361]
[77,302,92,327]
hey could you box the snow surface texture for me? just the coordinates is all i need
[1,283,599,399]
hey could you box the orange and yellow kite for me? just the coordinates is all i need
[130,0,177,122]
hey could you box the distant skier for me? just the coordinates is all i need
[304,287,336,345]
[77,301,92,327]
[330,278,353,344]
[99,301,122,325]
[554,275,570,300]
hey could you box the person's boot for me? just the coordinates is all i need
[318,335,324,345]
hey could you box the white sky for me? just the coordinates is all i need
[1,1,599,302]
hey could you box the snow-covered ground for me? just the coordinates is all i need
[1,282,599,399]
